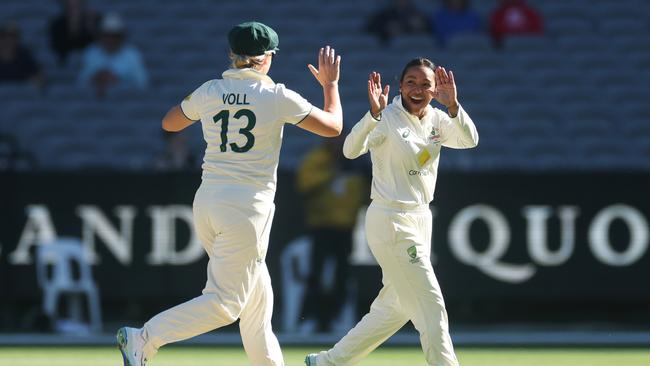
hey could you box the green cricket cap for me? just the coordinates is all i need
[228,21,279,56]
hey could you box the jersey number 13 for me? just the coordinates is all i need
[212,109,256,153]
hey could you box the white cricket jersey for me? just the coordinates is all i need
[181,68,313,203]
[343,96,478,206]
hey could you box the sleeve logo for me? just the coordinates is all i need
[407,245,420,263]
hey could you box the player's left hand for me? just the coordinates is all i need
[308,45,341,87]
[430,66,458,110]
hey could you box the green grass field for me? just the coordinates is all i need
[1,346,650,366]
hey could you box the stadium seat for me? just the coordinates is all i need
[447,33,493,54]
[610,34,650,53]
[36,238,102,333]
[589,1,645,19]
[390,35,438,54]
[503,36,553,54]
[539,2,586,19]
[555,34,604,56]
[512,51,562,71]
[546,18,594,37]
[598,18,647,37]
[550,85,596,106]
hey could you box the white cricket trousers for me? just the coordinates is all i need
[141,182,284,366]
[315,201,459,366]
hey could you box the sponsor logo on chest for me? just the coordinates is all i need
[429,127,442,144]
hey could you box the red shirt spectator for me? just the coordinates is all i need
[490,0,543,47]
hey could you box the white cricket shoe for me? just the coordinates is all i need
[117,327,148,366]
[304,353,318,366]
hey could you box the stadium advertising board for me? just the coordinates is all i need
[1,172,649,329]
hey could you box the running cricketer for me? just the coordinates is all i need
[117,21,343,366]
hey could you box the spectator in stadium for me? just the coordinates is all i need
[431,0,482,47]
[296,136,366,332]
[365,0,429,45]
[78,12,148,97]
[0,22,44,88]
[305,59,478,366]
[153,130,197,171]
[49,0,101,66]
[490,0,543,47]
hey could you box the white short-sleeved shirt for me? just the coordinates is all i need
[343,96,479,206]
[181,68,312,203]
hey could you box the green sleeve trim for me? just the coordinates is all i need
[294,105,314,125]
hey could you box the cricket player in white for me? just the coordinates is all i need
[306,58,478,366]
[117,21,343,366]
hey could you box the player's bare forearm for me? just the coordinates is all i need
[299,106,342,137]
[322,82,343,129]
[298,83,343,137]
[162,105,195,132]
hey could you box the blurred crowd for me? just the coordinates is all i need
[1,0,544,92]
[0,0,148,96]
[0,0,543,173]
[0,0,198,171]
[366,0,542,47]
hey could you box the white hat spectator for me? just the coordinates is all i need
[100,12,125,34]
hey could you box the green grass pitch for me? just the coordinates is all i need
[1,346,650,366]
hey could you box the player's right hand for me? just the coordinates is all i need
[368,71,389,119]
[308,45,340,87]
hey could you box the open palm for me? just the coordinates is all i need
[430,66,458,108]
[308,45,341,86]
[368,71,389,118]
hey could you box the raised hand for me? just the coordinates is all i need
[368,71,389,119]
[430,66,458,110]
[308,46,341,87]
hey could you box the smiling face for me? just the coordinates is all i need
[400,65,436,119]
